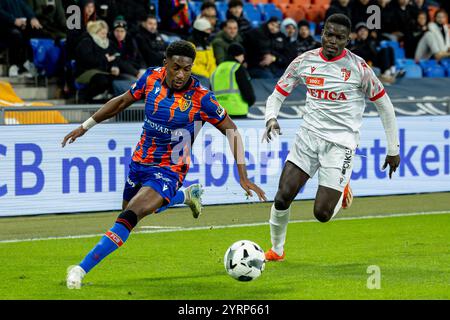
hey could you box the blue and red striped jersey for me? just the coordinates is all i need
[128,67,227,182]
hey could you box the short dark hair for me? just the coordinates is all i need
[142,14,157,22]
[166,40,196,61]
[229,0,243,9]
[201,1,216,11]
[224,17,238,27]
[325,13,352,32]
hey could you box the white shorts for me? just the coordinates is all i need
[286,127,354,192]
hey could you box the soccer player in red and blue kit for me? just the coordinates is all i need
[62,40,266,289]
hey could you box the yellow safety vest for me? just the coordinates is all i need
[210,61,249,116]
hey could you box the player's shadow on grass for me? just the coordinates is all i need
[138,271,225,282]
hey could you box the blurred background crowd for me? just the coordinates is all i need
[0,0,449,105]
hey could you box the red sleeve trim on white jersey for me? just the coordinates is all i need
[275,84,289,97]
[369,89,386,101]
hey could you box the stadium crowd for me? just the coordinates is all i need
[0,0,449,104]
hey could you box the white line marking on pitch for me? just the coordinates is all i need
[139,226,183,229]
[0,210,448,244]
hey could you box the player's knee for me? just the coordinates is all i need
[274,194,291,211]
[314,206,332,223]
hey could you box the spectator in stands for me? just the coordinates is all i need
[410,10,429,56]
[74,20,119,103]
[243,17,289,79]
[286,20,320,62]
[0,0,44,77]
[281,18,298,44]
[384,0,417,58]
[350,22,403,84]
[118,0,152,33]
[411,0,430,19]
[351,0,375,27]
[135,15,167,67]
[95,0,119,29]
[199,1,218,35]
[326,0,352,21]
[438,0,450,16]
[373,0,394,41]
[415,9,450,61]
[211,43,255,118]
[26,0,66,41]
[212,18,244,64]
[66,0,96,61]
[226,0,252,34]
[188,17,217,85]
[159,0,191,38]
[109,18,146,80]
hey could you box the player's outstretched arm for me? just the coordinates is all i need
[61,91,136,147]
[216,115,267,201]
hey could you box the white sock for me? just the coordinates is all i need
[269,204,290,256]
[331,192,344,219]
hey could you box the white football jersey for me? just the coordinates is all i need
[275,48,386,150]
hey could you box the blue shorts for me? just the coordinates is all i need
[123,161,181,205]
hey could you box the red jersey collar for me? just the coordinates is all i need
[319,48,347,62]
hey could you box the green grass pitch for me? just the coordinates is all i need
[0,193,449,300]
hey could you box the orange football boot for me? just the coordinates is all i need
[342,183,353,209]
[265,249,285,261]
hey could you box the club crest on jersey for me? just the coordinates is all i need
[177,94,192,112]
[311,66,317,73]
[341,68,351,81]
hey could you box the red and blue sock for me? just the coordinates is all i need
[79,210,137,273]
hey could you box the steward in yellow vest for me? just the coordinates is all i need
[210,43,255,117]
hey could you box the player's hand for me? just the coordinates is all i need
[382,155,400,179]
[240,178,267,202]
[262,118,281,143]
[61,126,87,147]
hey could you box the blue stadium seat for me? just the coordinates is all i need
[149,0,160,22]
[309,22,316,35]
[418,59,438,69]
[379,40,399,49]
[70,60,87,103]
[446,67,450,77]
[215,1,228,22]
[379,40,404,60]
[402,63,423,78]
[439,58,450,69]
[243,3,262,28]
[259,3,283,22]
[189,1,202,21]
[423,65,446,77]
[395,58,415,69]
[29,38,61,77]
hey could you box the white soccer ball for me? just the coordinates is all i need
[224,240,266,282]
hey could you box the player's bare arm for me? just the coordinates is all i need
[61,91,136,147]
[216,115,267,201]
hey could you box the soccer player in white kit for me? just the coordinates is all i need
[263,14,401,261]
